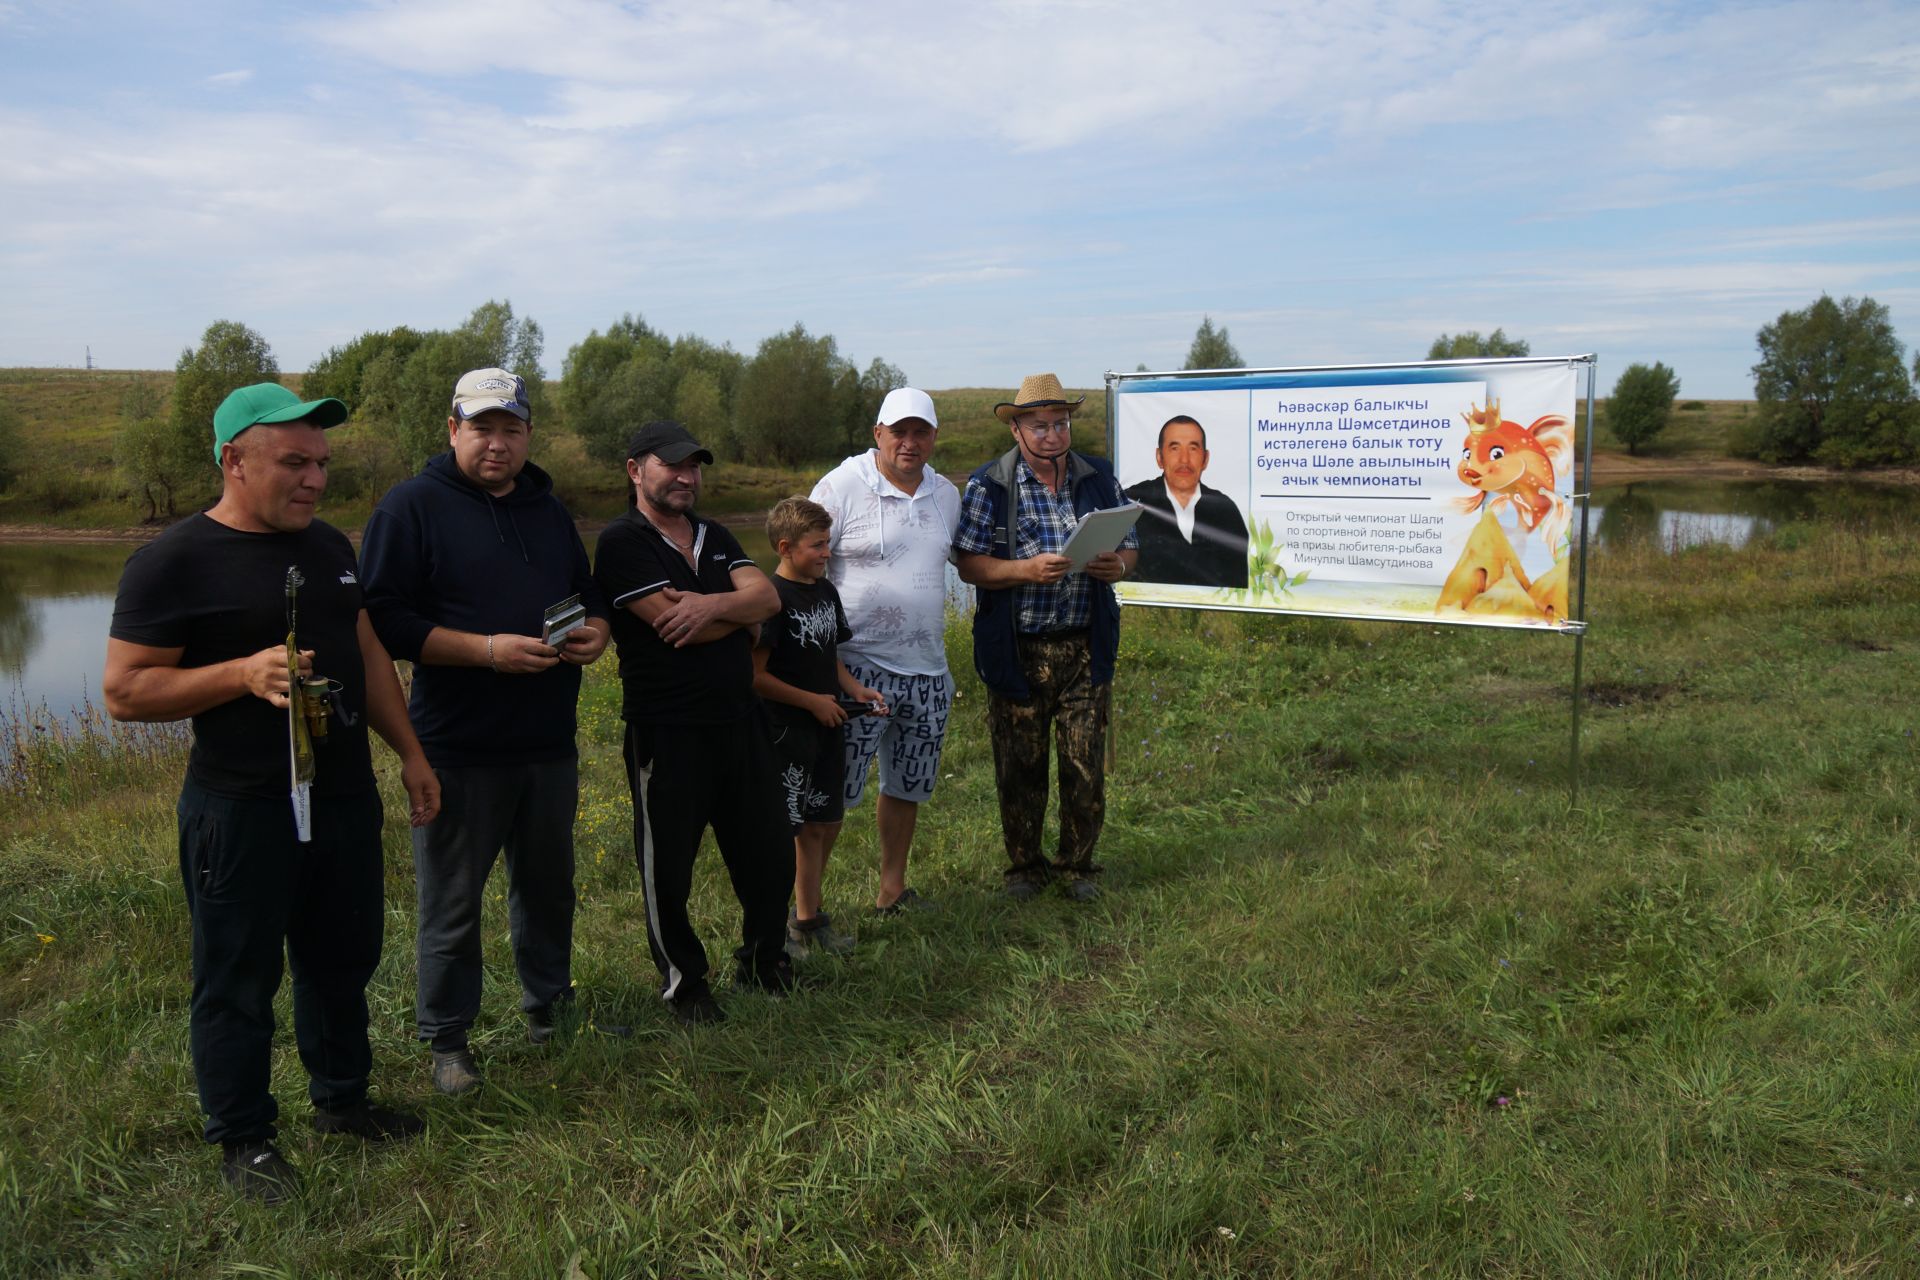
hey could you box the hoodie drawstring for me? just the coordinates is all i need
[485,496,532,564]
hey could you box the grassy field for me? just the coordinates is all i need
[1589,398,1757,459]
[2,500,1918,1275]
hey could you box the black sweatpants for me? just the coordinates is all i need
[176,779,385,1145]
[621,715,791,1002]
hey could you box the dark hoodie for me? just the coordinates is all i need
[361,451,607,767]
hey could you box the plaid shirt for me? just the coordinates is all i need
[956,457,1138,634]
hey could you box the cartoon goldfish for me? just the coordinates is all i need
[1454,398,1572,549]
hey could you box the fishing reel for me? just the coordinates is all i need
[294,676,346,743]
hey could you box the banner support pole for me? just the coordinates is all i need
[1104,370,1120,774]
[1570,630,1585,808]
[1569,356,1598,809]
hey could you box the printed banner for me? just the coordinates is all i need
[1110,360,1585,630]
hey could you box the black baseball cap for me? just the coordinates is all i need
[626,421,714,465]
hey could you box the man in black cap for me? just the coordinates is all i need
[592,422,795,1025]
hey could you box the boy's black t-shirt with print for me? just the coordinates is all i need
[109,514,375,800]
[757,575,851,722]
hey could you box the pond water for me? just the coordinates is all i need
[1580,477,1915,551]
[3,478,1913,727]
[0,542,133,728]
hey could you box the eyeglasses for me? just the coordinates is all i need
[1018,418,1072,436]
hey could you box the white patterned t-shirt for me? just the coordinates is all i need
[810,450,962,677]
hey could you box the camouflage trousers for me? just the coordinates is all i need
[987,631,1111,882]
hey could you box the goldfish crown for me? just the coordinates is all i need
[1466,397,1502,437]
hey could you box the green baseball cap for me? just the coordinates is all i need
[212,383,349,461]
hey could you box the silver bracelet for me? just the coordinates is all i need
[486,634,496,671]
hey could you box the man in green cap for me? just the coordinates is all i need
[104,382,442,1203]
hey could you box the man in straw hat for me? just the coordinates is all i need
[104,383,441,1203]
[954,374,1137,902]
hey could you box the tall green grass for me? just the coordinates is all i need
[2,508,1918,1276]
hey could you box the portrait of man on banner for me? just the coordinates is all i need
[1122,414,1249,589]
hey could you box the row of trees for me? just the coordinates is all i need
[110,295,1920,520]
[561,317,902,467]
[304,300,547,472]
[117,306,906,518]
[1426,305,1920,466]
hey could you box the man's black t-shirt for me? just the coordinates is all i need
[110,514,375,799]
[593,510,760,725]
[757,575,851,726]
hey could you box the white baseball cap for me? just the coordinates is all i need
[451,368,531,422]
[876,387,938,430]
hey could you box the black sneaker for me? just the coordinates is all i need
[872,887,935,917]
[669,989,726,1027]
[526,1001,568,1045]
[313,1100,426,1142]
[734,956,800,996]
[221,1141,300,1204]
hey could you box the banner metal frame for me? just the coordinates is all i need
[1103,354,1598,804]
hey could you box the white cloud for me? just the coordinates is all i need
[1700,217,1920,253]
[909,266,1035,288]
[4,0,1920,398]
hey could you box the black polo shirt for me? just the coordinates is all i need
[593,509,760,725]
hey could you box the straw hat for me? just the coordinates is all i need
[994,373,1086,424]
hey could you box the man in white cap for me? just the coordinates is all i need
[361,368,613,1095]
[805,388,962,932]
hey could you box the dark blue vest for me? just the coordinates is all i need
[967,447,1124,700]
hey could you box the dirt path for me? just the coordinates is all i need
[0,524,164,543]
[1588,452,1920,486]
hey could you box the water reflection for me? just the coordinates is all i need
[1584,479,1916,550]
[0,568,42,676]
[0,545,129,698]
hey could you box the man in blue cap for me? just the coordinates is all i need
[104,382,441,1203]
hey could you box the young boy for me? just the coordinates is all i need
[753,497,886,956]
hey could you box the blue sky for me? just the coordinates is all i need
[4,0,1917,397]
